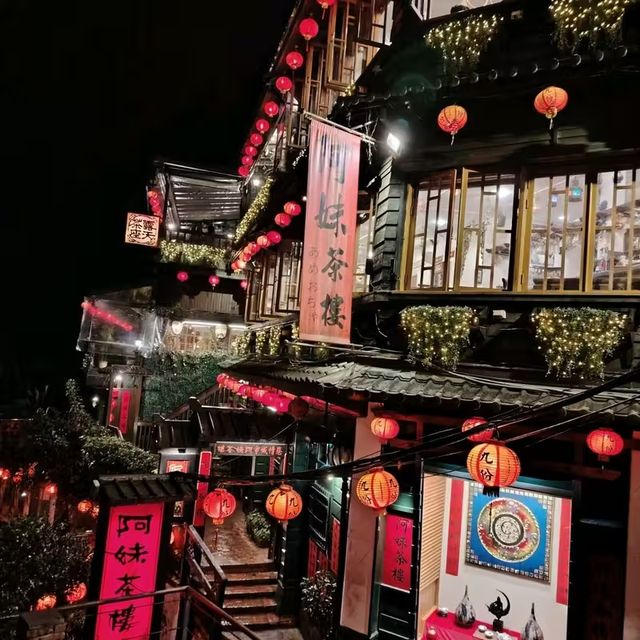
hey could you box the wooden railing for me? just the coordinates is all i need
[184,525,228,607]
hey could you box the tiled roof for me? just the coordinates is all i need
[98,473,196,505]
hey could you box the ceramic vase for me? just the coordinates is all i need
[522,602,544,640]
[455,585,476,627]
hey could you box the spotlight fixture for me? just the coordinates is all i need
[386,132,402,154]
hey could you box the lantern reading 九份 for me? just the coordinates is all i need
[462,416,494,443]
[467,441,520,496]
[356,468,399,515]
[586,428,624,462]
[437,105,468,145]
[266,484,303,523]
[534,86,568,129]
[203,488,237,525]
[370,417,400,444]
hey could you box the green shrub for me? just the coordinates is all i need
[246,509,273,547]
[301,570,337,640]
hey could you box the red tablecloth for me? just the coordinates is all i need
[422,611,521,640]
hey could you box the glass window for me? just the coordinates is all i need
[527,174,586,291]
[353,193,375,293]
[277,241,303,312]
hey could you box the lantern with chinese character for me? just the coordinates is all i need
[264,101,280,118]
[356,468,400,515]
[461,417,494,443]
[299,18,319,42]
[257,234,271,248]
[65,583,87,604]
[244,144,257,157]
[285,51,304,71]
[77,500,93,514]
[250,132,264,146]
[176,271,189,282]
[288,397,309,419]
[209,274,220,287]
[370,417,400,444]
[44,482,57,496]
[586,428,624,462]
[203,488,237,525]
[256,118,270,134]
[238,166,250,178]
[266,484,303,523]
[275,212,292,227]
[266,230,282,244]
[437,105,468,145]
[276,76,293,94]
[534,86,568,129]
[467,441,520,496]
[284,201,302,216]
[35,594,57,611]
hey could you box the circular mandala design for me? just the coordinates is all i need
[477,498,540,563]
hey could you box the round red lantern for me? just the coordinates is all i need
[317,0,336,9]
[237,258,247,270]
[247,241,260,255]
[437,105,468,144]
[288,397,309,419]
[91,505,100,518]
[230,260,239,271]
[467,441,520,496]
[285,51,304,71]
[461,417,494,443]
[176,271,189,282]
[35,594,57,611]
[275,76,293,94]
[253,388,268,403]
[44,482,57,496]
[264,101,280,118]
[275,395,291,413]
[203,488,237,525]
[77,500,93,514]
[0,468,10,481]
[238,166,250,178]
[266,484,303,523]
[275,213,292,227]
[240,280,248,290]
[250,132,264,146]
[216,373,228,385]
[299,18,319,41]
[266,230,282,244]
[65,583,87,604]
[586,428,624,462]
[237,384,250,397]
[209,274,220,287]
[370,417,400,444]
[284,201,302,216]
[257,234,271,248]
[256,118,270,134]
[13,470,23,485]
[356,468,400,515]
[241,155,254,167]
[244,144,257,157]
[534,86,568,128]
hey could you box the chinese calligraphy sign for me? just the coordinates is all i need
[299,120,360,344]
[193,450,212,527]
[124,213,160,247]
[214,441,287,457]
[95,502,164,639]
[381,515,413,592]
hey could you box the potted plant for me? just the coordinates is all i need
[300,570,337,640]
[245,509,273,548]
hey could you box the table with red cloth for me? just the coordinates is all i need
[421,611,521,640]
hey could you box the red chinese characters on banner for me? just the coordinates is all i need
[215,442,286,457]
[381,515,413,593]
[95,502,164,640]
[118,390,131,435]
[299,120,360,344]
[193,451,212,527]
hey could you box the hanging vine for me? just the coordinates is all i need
[234,177,274,243]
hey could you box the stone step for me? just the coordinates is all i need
[221,562,275,574]
[224,571,278,586]
[226,583,278,598]
[224,596,277,614]
[222,613,296,631]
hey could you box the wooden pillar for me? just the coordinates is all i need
[340,404,381,639]
[624,431,640,639]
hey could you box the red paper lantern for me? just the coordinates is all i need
[0,468,10,481]
[253,388,268,403]
[244,144,257,157]
[534,86,568,128]
[35,594,57,611]
[275,76,293,94]
[461,417,494,443]
[317,0,336,9]
[250,132,264,146]
[275,212,292,227]
[266,484,303,523]
[266,230,282,244]
[256,118,270,134]
[240,280,248,290]
[216,373,228,385]
[230,260,239,271]
[237,384,249,397]
[262,392,279,408]
[176,271,189,282]
[299,18,319,41]
[247,242,260,255]
[275,395,291,413]
[437,105,468,144]
[586,428,624,461]
[288,397,309,419]
[285,51,304,71]
[264,101,280,118]
[237,259,247,269]
[203,488,237,525]
[208,274,220,287]
[284,201,302,216]
[356,468,400,515]
[370,417,400,444]
[77,500,93,514]
[257,234,271,248]
[238,166,250,178]
[241,155,254,167]
[44,482,57,496]
[65,583,87,604]
[467,442,520,496]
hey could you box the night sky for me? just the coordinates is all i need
[0,1,296,406]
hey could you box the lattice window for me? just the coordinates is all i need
[353,192,376,292]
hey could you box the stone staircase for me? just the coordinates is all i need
[218,562,296,632]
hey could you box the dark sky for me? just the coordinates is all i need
[0,1,296,402]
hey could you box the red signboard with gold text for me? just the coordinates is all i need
[299,120,360,344]
[95,502,164,639]
[381,514,413,593]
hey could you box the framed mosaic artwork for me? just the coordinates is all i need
[465,483,553,582]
